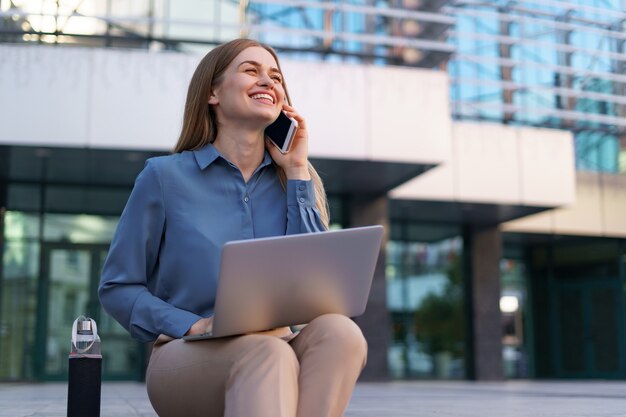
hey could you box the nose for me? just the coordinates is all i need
[257,71,274,88]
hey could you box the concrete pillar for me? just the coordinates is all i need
[468,225,504,380]
[349,195,390,381]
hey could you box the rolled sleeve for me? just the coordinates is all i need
[286,179,326,234]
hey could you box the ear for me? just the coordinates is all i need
[208,92,219,105]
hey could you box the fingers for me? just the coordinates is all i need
[204,316,214,333]
[282,104,306,130]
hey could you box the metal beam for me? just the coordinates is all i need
[454,54,626,86]
[453,101,626,129]
[453,0,626,22]
[251,0,455,25]
[450,77,626,107]
[449,30,626,64]
[448,6,626,42]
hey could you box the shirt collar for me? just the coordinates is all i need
[192,142,220,170]
[193,142,274,171]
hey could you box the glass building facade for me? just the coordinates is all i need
[449,0,626,174]
[0,146,163,380]
[448,0,626,379]
[1,0,625,381]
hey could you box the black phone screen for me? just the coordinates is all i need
[265,111,293,149]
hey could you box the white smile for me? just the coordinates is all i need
[250,93,274,104]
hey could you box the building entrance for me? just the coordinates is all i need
[34,243,144,381]
[553,277,626,378]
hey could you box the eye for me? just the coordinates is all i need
[244,67,257,74]
[271,75,283,83]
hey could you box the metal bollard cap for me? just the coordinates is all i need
[77,319,93,334]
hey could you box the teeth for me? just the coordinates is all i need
[251,93,274,103]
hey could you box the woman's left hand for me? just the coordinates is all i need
[266,104,311,180]
[254,326,296,342]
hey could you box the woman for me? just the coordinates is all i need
[98,38,367,417]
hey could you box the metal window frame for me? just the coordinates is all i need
[449,30,626,64]
[453,0,626,22]
[451,77,626,107]
[454,54,626,86]
[449,7,626,42]
[250,0,455,25]
[453,101,626,129]
[0,6,455,52]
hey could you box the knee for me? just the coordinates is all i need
[308,314,368,359]
[245,335,300,370]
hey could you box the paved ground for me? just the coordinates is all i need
[1,380,626,416]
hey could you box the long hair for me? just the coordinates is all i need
[174,38,329,228]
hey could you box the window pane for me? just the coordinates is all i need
[43,214,119,244]
[387,230,465,379]
[0,241,39,380]
[4,211,41,241]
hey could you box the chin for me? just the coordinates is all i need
[257,110,280,124]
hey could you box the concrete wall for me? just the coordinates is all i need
[0,44,452,166]
[390,122,576,208]
[503,172,626,238]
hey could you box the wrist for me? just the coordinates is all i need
[285,167,310,180]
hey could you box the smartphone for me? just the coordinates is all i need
[265,111,298,154]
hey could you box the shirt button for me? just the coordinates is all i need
[299,197,305,203]
[298,184,305,191]
[244,196,250,203]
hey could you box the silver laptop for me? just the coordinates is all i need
[183,225,384,341]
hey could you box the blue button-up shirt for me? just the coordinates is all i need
[98,143,325,342]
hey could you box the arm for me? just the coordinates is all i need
[98,160,202,342]
[266,104,326,234]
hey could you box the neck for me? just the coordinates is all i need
[212,125,266,182]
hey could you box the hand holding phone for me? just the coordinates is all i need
[265,110,299,154]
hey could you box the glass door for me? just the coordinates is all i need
[34,243,144,380]
[554,277,626,378]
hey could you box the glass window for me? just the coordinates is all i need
[387,228,465,379]
[4,211,41,240]
[0,240,40,380]
[7,184,42,212]
[327,195,345,229]
[43,214,119,244]
[45,186,130,216]
[500,257,529,379]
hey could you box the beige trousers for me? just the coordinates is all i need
[146,314,368,417]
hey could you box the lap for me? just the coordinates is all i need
[144,315,365,417]
[146,333,295,417]
[148,332,291,376]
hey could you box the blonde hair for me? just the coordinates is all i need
[173,39,329,228]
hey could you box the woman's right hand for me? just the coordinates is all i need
[185,316,214,336]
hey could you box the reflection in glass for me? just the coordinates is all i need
[500,258,528,379]
[387,236,465,379]
[44,214,119,244]
[4,211,41,240]
[0,240,39,380]
[1,210,142,380]
[45,249,92,375]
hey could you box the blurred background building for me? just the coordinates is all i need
[0,0,625,382]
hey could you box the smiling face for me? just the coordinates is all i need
[209,46,285,128]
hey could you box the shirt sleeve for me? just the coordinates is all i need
[98,160,202,342]
[286,179,326,234]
